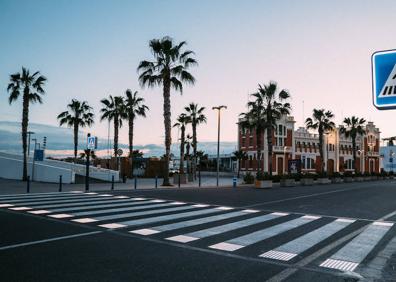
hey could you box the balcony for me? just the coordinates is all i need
[273,146,292,153]
[366,151,379,157]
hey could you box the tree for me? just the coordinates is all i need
[244,82,291,176]
[79,150,97,160]
[173,113,191,174]
[185,103,206,178]
[233,150,247,178]
[185,134,193,176]
[124,89,149,177]
[130,150,144,158]
[57,99,94,162]
[305,109,335,174]
[138,36,197,186]
[7,67,47,181]
[100,95,126,168]
[340,116,366,172]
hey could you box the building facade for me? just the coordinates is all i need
[238,116,381,175]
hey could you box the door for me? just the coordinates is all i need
[277,157,284,175]
[327,159,334,175]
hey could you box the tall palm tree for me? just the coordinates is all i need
[233,150,248,178]
[305,109,335,174]
[57,99,94,162]
[173,113,191,174]
[340,116,366,172]
[124,89,149,177]
[248,82,291,176]
[7,67,47,181]
[100,95,126,168]
[185,103,206,177]
[138,36,197,186]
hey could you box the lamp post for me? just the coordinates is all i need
[212,105,227,187]
[283,146,288,174]
[31,138,37,181]
[27,131,35,156]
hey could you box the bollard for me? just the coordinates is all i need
[178,173,181,188]
[111,175,114,190]
[134,177,137,190]
[233,176,237,188]
[27,176,30,193]
[59,175,62,192]
[199,170,201,187]
[155,175,158,188]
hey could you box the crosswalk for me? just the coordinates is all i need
[0,191,395,276]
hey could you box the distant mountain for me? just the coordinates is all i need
[0,121,237,158]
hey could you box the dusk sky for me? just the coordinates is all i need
[1,0,396,146]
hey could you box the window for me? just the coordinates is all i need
[302,156,315,169]
[344,159,353,170]
[249,137,253,147]
[241,138,246,147]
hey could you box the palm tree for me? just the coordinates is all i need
[7,67,47,181]
[305,109,335,174]
[233,150,247,178]
[185,103,206,178]
[138,36,197,186]
[246,82,291,176]
[185,134,193,176]
[57,99,94,162]
[100,95,126,168]
[173,113,191,174]
[124,89,149,177]
[340,116,366,172]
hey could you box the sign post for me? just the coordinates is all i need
[85,134,97,192]
[372,49,396,110]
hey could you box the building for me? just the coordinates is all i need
[380,138,396,173]
[238,116,381,175]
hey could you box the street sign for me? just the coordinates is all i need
[117,148,123,156]
[34,149,44,161]
[372,49,396,110]
[87,136,97,150]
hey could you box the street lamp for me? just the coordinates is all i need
[283,146,288,174]
[27,131,35,156]
[212,105,227,187]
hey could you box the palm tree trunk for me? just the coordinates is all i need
[256,127,261,173]
[162,78,172,186]
[267,127,273,176]
[179,127,185,174]
[73,123,78,163]
[21,92,29,181]
[319,130,324,174]
[129,118,134,178]
[192,123,197,179]
[114,116,119,170]
[352,137,357,173]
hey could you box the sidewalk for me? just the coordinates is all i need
[0,176,244,195]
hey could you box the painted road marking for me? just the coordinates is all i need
[167,212,287,243]
[0,192,78,200]
[9,207,32,211]
[98,223,127,229]
[70,202,178,217]
[320,221,394,272]
[260,218,355,261]
[48,213,74,219]
[210,216,320,252]
[0,193,96,204]
[32,198,139,210]
[48,199,154,213]
[0,204,14,208]
[79,205,197,223]
[115,208,221,228]
[3,195,110,206]
[28,210,51,215]
[72,218,98,223]
[130,210,251,235]
[167,235,198,243]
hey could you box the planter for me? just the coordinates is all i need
[331,177,343,184]
[344,177,354,183]
[173,173,188,184]
[370,176,377,181]
[363,176,371,181]
[280,179,296,187]
[317,178,331,184]
[355,177,364,182]
[255,180,272,189]
[300,178,314,186]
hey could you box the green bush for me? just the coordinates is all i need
[256,172,271,181]
[243,172,255,184]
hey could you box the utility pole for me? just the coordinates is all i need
[27,131,35,156]
[212,105,227,187]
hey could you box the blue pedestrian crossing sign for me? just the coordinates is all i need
[87,136,97,150]
[372,49,396,110]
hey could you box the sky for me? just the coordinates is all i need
[1,0,396,146]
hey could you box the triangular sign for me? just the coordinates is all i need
[379,63,396,97]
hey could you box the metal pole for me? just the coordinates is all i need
[134,177,137,190]
[216,110,220,186]
[155,175,158,188]
[85,149,90,192]
[178,173,181,188]
[31,140,37,182]
[199,163,201,187]
[111,175,114,190]
[27,176,30,193]
[59,175,62,192]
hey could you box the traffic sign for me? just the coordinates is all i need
[34,149,44,161]
[87,136,97,150]
[372,49,396,110]
[117,148,123,156]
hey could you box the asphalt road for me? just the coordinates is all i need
[1,180,396,281]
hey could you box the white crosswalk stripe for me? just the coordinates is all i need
[209,215,321,252]
[320,221,394,272]
[32,198,146,210]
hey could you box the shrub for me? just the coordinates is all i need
[256,172,271,181]
[243,172,254,184]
